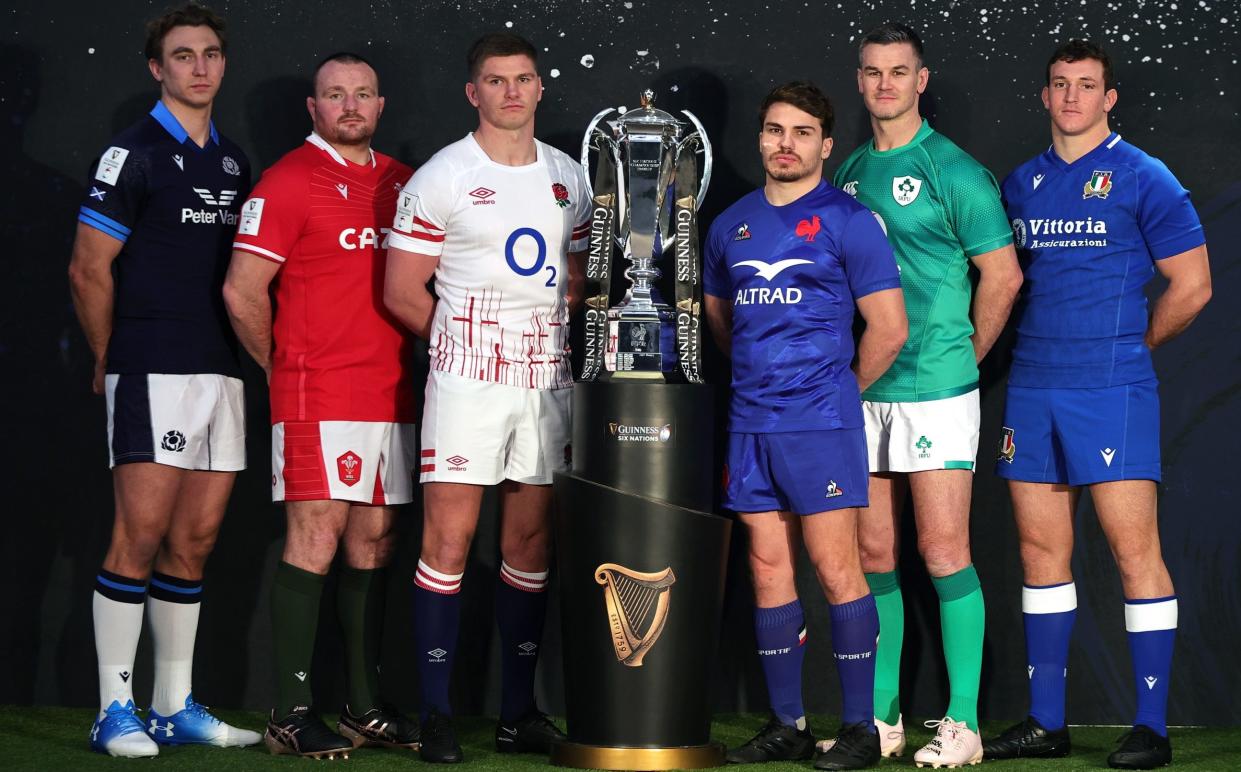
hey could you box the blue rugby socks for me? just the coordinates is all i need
[1022,582,1077,731]
[495,562,549,722]
[413,560,464,718]
[754,600,808,729]
[1126,596,1177,736]
[830,594,879,731]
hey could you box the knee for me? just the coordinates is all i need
[286,518,346,573]
[917,533,970,576]
[747,549,794,595]
[1112,541,1164,585]
[107,527,164,575]
[858,534,896,574]
[422,531,473,576]
[346,528,396,569]
[1018,534,1070,575]
[500,528,550,569]
[160,530,219,574]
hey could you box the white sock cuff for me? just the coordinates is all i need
[500,561,549,591]
[1022,582,1078,614]
[415,560,464,594]
[1125,596,1178,632]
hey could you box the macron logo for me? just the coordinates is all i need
[733,258,812,281]
[1033,173,1045,190]
[336,183,349,199]
[1145,676,1159,690]
[1101,448,1116,467]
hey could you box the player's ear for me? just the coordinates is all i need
[537,75,544,103]
[1103,88,1118,113]
[376,95,386,119]
[916,66,929,94]
[305,96,316,123]
[148,57,163,83]
[465,81,480,108]
[1040,86,1050,111]
[821,136,833,161]
[856,68,864,94]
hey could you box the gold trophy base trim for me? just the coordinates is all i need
[551,740,725,770]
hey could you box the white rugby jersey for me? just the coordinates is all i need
[388,134,590,389]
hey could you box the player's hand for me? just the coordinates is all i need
[92,360,106,395]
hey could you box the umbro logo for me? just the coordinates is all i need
[427,648,448,662]
[89,187,106,201]
[1033,173,1045,190]
[119,670,130,683]
[1145,676,1159,690]
[193,188,238,207]
[1100,447,1116,467]
[446,455,469,470]
[293,671,307,682]
[172,154,184,171]
[733,258,812,281]
[518,641,538,656]
[336,183,349,199]
[469,186,497,205]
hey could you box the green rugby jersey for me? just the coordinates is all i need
[834,120,1012,402]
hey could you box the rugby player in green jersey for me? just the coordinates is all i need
[829,22,1023,768]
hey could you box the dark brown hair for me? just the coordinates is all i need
[759,81,835,136]
[1047,39,1116,91]
[144,2,226,62]
[466,32,537,79]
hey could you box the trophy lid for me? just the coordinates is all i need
[613,88,682,133]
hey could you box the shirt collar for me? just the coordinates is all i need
[150,100,219,146]
[306,132,376,168]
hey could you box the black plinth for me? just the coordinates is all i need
[552,381,731,770]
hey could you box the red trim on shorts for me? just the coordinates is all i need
[281,422,331,500]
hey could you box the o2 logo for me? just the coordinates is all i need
[505,227,557,287]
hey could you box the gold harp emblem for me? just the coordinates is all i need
[595,563,676,667]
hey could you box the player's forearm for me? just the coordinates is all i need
[384,287,437,340]
[1146,278,1211,350]
[705,312,732,357]
[854,324,907,393]
[68,262,114,365]
[222,287,274,372]
[970,268,1022,362]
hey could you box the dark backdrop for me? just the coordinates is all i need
[3,0,1239,727]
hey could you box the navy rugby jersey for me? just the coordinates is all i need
[704,179,901,433]
[1002,133,1205,388]
[78,101,250,376]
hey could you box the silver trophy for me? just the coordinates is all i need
[579,90,712,382]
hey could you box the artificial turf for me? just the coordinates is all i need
[1,708,1237,771]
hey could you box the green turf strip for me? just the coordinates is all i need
[1,708,1237,770]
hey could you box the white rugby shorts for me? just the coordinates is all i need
[420,370,571,486]
[105,373,246,471]
[864,389,980,473]
[272,421,417,505]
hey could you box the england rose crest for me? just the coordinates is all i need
[551,182,571,208]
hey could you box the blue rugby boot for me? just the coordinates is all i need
[90,699,159,757]
[146,693,262,747]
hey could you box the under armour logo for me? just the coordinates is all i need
[90,187,107,201]
[336,183,349,199]
[148,719,175,738]
[119,670,130,683]
[1145,676,1159,690]
[293,671,307,682]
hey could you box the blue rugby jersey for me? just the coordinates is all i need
[78,101,250,377]
[1002,133,1204,388]
[704,179,901,433]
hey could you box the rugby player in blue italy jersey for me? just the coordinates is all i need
[704,81,907,771]
[67,3,259,757]
[983,41,1211,770]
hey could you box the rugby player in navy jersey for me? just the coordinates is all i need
[703,81,907,771]
[68,2,259,757]
[983,40,1211,770]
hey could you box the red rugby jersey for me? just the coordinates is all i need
[233,133,416,423]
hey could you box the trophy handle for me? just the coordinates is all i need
[580,107,617,203]
[679,110,713,211]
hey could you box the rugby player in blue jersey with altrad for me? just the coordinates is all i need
[704,81,907,771]
[68,2,260,757]
[984,40,1211,770]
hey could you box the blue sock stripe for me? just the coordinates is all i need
[95,571,147,604]
[148,573,203,604]
[1125,594,1178,605]
[149,576,203,594]
[1025,581,1075,590]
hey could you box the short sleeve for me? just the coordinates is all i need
[387,162,452,257]
[79,144,145,243]
[841,208,902,299]
[1136,160,1205,260]
[231,165,306,265]
[702,216,731,298]
[945,161,1013,258]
